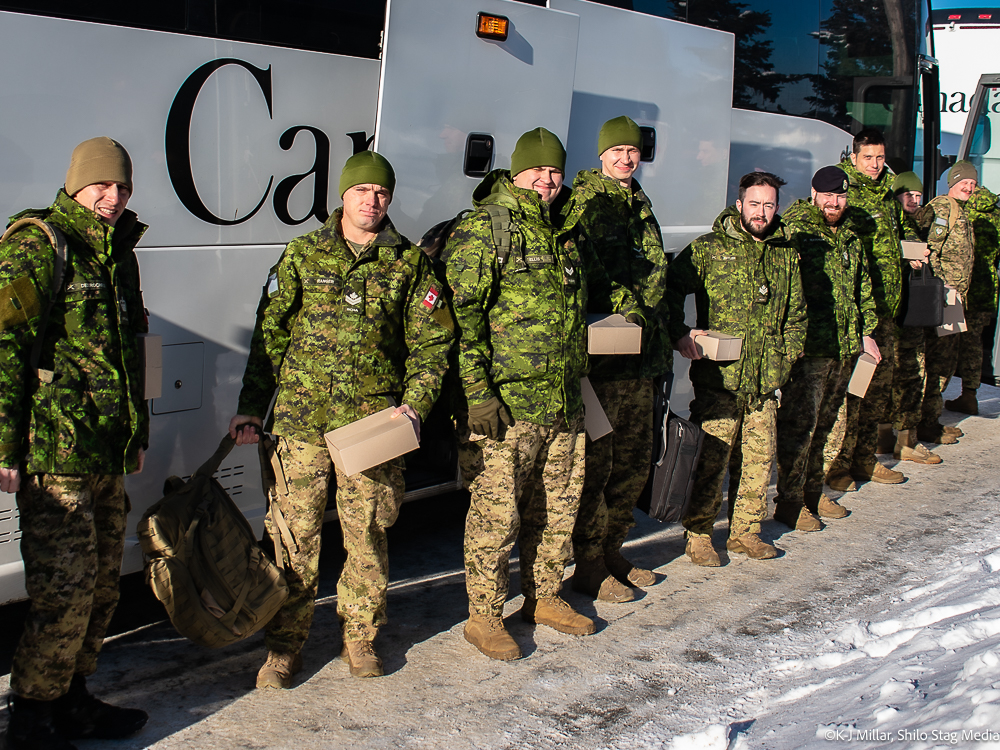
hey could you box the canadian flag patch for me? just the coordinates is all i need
[422,284,440,310]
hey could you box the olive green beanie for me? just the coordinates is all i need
[65,137,133,197]
[947,160,978,188]
[339,151,396,196]
[892,171,922,196]
[598,116,642,156]
[510,128,566,177]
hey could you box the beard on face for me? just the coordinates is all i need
[740,210,774,239]
[815,200,846,226]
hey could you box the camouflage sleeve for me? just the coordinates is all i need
[782,248,808,360]
[401,252,456,421]
[856,243,878,337]
[642,222,669,330]
[443,213,499,406]
[121,250,150,451]
[663,242,702,345]
[0,227,56,466]
[924,199,972,292]
[236,245,302,418]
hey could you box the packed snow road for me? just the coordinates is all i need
[2,381,999,750]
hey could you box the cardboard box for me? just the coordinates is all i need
[901,240,928,261]
[587,313,642,355]
[581,377,612,440]
[695,331,743,361]
[847,353,879,397]
[324,407,419,476]
[138,333,162,400]
[937,286,967,336]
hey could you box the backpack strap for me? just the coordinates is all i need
[0,218,68,378]
[946,196,961,233]
[481,204,515,267]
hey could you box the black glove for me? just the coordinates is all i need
[467,397,513,439]
[626,312,644,327]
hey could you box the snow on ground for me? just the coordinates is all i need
[664,526,1000,750]
[3,382,1000,750]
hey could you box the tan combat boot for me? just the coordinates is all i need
[605,548,656,588]
[945,388,979,415]
[726,532,778,559]
[850,457,904,484]
[685,535,721,567]
[811,493,848,519]
[464,614,522,660]
[521,596,596,635]
[256,651,303,689]
[825,466,857,492]
[894,429,942,464]
[340,640,383,678]
[773,502,822,531]
[571,557,634,603]
[876,423,896,455]
[943,424,964,437]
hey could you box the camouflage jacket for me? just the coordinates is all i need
[839,159,903,318]
[0,189,148,474]
[781,200,877,359]
[573,169,671,381]
[444,170,639,426]
[665,205,807,406]
[237,209,455,446]
[900,211,922,241]
[917,195,975,299]
[964,186,1000,313]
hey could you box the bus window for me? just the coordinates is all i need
[0,0,385,57]
[966,84,1000,194]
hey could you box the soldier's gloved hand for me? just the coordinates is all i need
[468,397,512,440]
[626,313,644,327]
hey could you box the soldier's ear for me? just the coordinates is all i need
[736,199,743,214]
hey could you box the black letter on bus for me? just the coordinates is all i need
[273,126,331,225]
[165,59,275,225]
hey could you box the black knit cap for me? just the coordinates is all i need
[812,166,849,194]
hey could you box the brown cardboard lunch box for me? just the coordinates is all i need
[587,313,642,355]
[695,331,743,361]
[324,407,420,476]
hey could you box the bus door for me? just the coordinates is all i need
[550,0,735,255]
[958,73,1000,386]
[373,0,581,242]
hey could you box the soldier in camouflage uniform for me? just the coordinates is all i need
[0,138,149,749]
[888,171,944,465]
[230,152,454,685]
[666,172,807,566]
[945,183,1000,416]
[570,117,669,603]
[825,129,907,489]
[913,161,977,441]
[774,166,879,532]
[445,128,641,661]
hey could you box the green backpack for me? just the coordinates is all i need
[137,432,289,648]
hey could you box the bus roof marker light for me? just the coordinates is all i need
[476,13,509,42]
[980,14,992,19]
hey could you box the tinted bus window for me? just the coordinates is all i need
[588,0,921,170]
[0,0,385,58]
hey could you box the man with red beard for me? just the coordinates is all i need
[773,166,879,531]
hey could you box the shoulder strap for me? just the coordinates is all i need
[481,204,514,266]
[1,218,68,377]
[946,196,961,233]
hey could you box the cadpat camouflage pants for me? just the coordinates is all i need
[11,473,127,701]
[776,357,850,506]
[462,413,585,618]
[892,324,927,431]
[573,379,653,562]
[828,317,895,469]
[954,311,993,390]
[683,387,776,539]
[920,327,961,428]
[264,436,403,652]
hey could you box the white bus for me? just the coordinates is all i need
[0,0,923,604]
